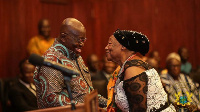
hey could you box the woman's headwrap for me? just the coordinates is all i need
[113,29,149,56]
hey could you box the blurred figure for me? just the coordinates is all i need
[160,52,200,111]
[149,50,161,63]
[92,56,117,98]
[148,50,162,73]
[146,58,160,74]
[8,59,37,112]
[101,56,117,80]
[27,19,54,56]
[192,66,200,85]
[86,54,100,77]
[178,47,192,75]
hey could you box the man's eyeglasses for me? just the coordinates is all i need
[62,33,87,43]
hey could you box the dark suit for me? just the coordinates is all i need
[91,71,109,98]
[8,80,37,112]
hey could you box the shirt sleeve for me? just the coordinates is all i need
[35,66,73,108]
[98,94,107,108]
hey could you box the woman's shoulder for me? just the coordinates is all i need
[124,71,148,83]
[124,66,145,79]
[124,59,152,71]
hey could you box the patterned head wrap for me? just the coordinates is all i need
[113,29,149,56]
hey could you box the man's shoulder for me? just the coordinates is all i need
[9,81,25,93]
[30,35,41,40]
[43,47,75,65]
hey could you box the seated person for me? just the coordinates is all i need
[86,54,100,78]
[146,58,160,74]
[148,50,162,74]
[8,59,37,112]
[178,47,192,75]
[27,19,54,56]
[160,52,200,111]
[92,56,117,98]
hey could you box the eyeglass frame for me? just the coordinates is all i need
[61,32,87,43]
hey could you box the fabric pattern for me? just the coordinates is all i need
[107,66,121,112]
[161,73,200,111]
[123,73,148,112]
[114,59,176,112]
[34,39,107,108]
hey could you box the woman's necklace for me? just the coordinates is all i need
[118,54,136,77]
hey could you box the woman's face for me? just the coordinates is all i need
[105,35,122,62]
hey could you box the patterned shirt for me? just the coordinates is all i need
[34,39,107,108]
[161,73,200,111]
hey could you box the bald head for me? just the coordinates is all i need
[58,18,86,55]
[60,18,86,36]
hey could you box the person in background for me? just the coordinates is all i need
[178,47,192,75]
[34,18,107,109]
[106,29,175,112]
[146,58,160,74]
[86,54,100,78]
[92,56,117,98]
[160,52,200,112]
[27,19,54,56]
[8,59,37,112]
[148,50,162,74]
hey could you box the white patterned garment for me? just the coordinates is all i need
[115,68,176,112]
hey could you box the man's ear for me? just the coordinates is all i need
[60,33,67,42]
[60,33,67,38]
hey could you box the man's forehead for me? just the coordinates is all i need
[169,59,181,64]
[42,20,49,26]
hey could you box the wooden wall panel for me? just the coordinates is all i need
[0,0,199,78]
[195,0,200,69]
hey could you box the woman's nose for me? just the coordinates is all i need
[105,45,108,50]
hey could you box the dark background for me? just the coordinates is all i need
[0,0,200,78]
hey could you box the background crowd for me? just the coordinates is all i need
[0,0,200,111]
[0,19,199,112]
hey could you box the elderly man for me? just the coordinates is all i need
[160,52,200,111]
[27,19,54,56]
[34,18,107,109]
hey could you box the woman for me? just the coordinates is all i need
[105,29,176,112]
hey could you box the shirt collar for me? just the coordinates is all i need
[53,39,77,60]
[19,79,30,88]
